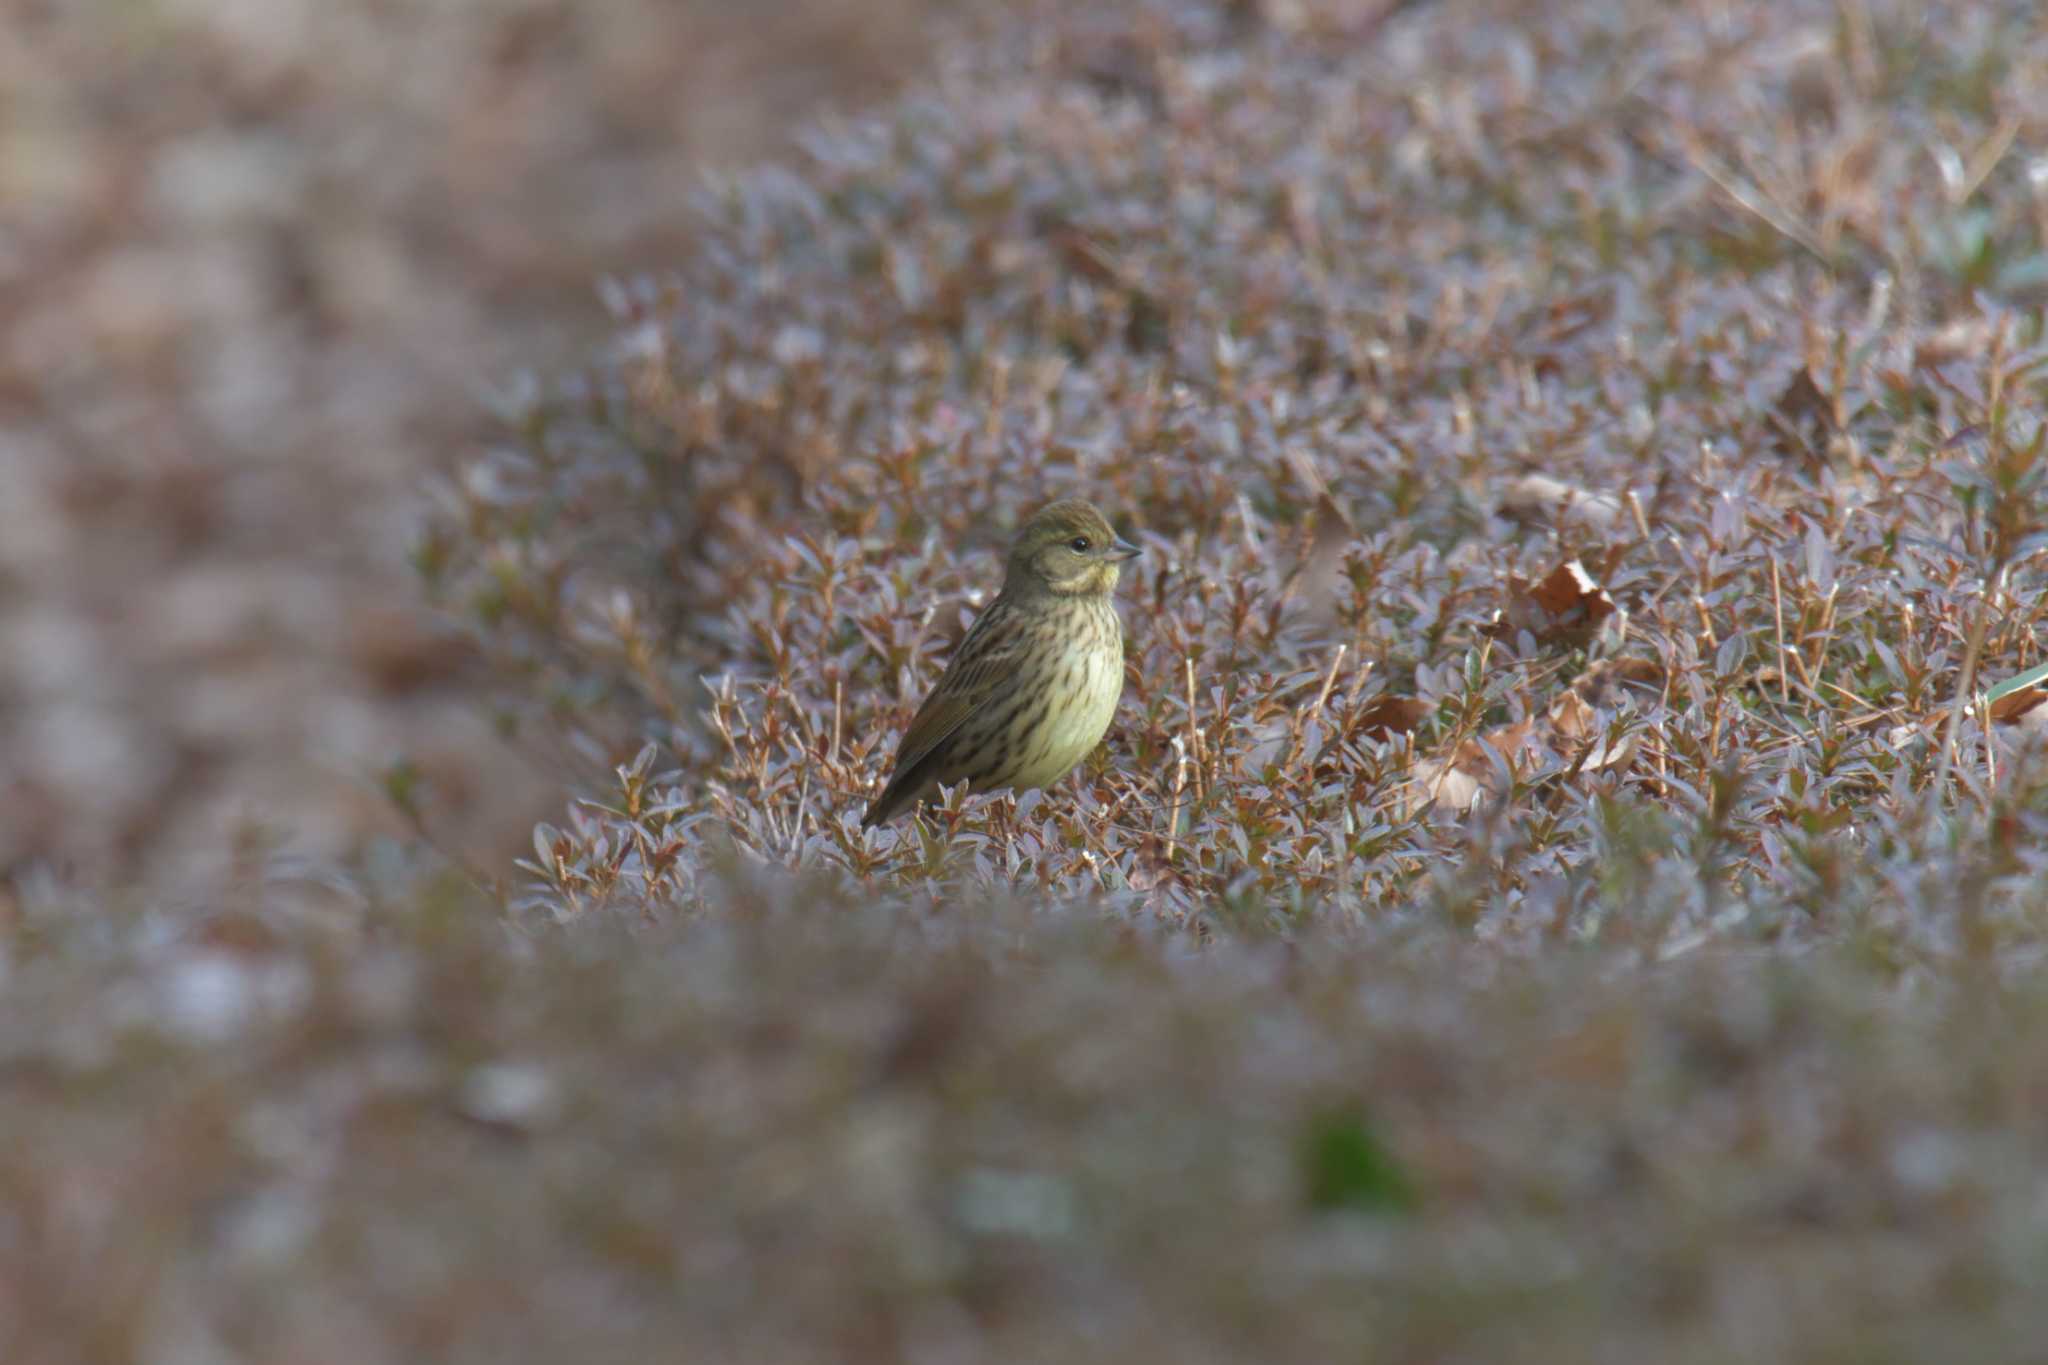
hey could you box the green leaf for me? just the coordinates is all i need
[1985,660,2048,706]
[1301,1110,1419,1215]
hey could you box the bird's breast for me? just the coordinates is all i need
[1007,600,1125,790]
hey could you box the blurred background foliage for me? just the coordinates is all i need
[0,0,977,890]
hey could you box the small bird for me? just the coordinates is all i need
[862,498,1141,829]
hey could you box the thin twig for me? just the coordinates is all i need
[1934,593,1996,802]
[1312,644,1347,716]
[1770,557,1792,707]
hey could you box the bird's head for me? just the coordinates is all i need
[1004,498,1141,598]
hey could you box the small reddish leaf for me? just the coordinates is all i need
[1356,695,1432,740]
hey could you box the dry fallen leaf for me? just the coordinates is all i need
[1355,694,1432,740]
[1988,680,2048,726]
[1498,474,1624,534]
[1547,690,1637,772]
[1765,364,1839,461]
[1570,656,1665,707]
[1490,559,1623,647]
[1912,317,1997,372]
[1898,665,2048,742]
[1409,716,1541,814]
[1402,658,1659,813]
[1278,455,1357,630]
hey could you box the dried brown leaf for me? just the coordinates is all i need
[1490,559,1622,646]
[1913,317,1997,372]
[1989,683,2048,727]
[1402,657,1654,813]
[1356,695,1432,740]
[1569,656,1665,708]
[1764,365,1838,461]
[1498,474,1623,534]
[1279,477,1357,627]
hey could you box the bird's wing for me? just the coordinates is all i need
[891,604,1026,777]
[865,603,1025,822]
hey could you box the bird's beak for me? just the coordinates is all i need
[1107,536,1142,562]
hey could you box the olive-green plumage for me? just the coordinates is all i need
[862,499,1140,829]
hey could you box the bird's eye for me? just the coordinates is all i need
[1069,536,1091,552]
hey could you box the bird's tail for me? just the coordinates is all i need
[860,784,910,830]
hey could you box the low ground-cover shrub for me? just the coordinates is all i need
[427,0,2048,948]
